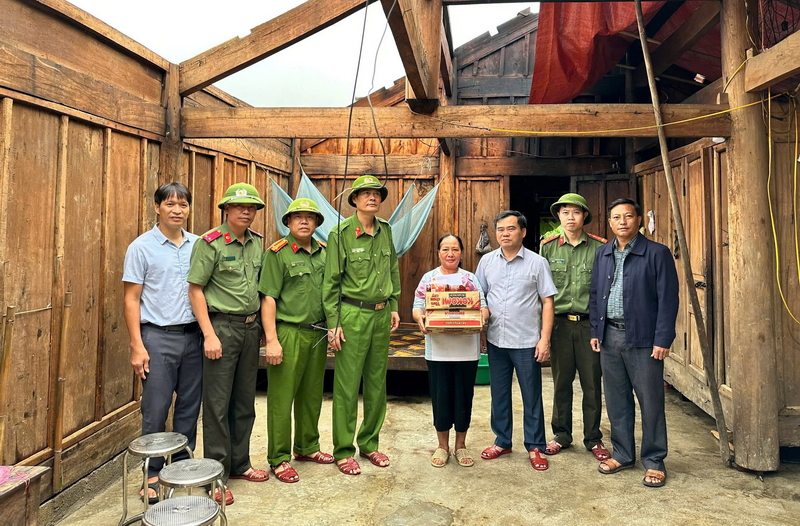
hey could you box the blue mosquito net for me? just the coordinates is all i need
[270,171,439,257]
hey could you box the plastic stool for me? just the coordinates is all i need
[143,495,226,526]
[119,432,193,526]
[158,458,226,520]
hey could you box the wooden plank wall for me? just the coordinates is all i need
[303,137,439,323]
[0,0,294,499]
[635,133,800,446]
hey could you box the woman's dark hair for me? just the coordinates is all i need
[607,198,642,218]
[154,182,192,206]
[494,210,527,229]
[438,234,464,251]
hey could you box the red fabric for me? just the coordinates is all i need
[529,2,665,104]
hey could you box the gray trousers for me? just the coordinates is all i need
[140,323,203,478]
[600,324,668,471]
[203,316,261,483]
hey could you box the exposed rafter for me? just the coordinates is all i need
[181,104,731,139]
[381,0,443,109]
[632,1,721,87]
[744,29,800,92]
[179,0,376,96]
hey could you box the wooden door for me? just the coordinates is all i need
[573,174,636,239]
[456,176,507,274]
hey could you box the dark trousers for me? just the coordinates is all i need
[140,324,203,478]
[426,360,479,433]
[487,342,546,451]
[203,317,261,483]
[600,324,668,471]
[550,318,603,449]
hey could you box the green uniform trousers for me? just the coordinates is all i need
[203,316,261,483]
[550,317,603,450]
[332,302,391,460]
[267,323,328,466]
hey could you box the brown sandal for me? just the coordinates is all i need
[598,458,634,474]
[294,451,334,464]
[336,457,361,476]
[360,450,390,467]
[643,469,667,487]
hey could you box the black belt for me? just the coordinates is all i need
[142,322,200,333]
[210,312,259,324]
[607,319,626,330]
[341,296,388,311]
[557,313,587,322]
[279,320,326,331]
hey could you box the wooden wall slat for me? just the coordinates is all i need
[189,152,215,235]
[101,132,140,414]
[5,103,59,462]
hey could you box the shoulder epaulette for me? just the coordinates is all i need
[317,240,327,248]
[376,217,390,224]
[202,230,222,243]
[541,234,559,245]
[249,228,263,238]
[588,233,608,243]
[269,239,289,252]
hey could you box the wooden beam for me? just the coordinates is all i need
[159,63,183,185]
[381,0,443,105]
[184,138,293,173]
[440,22,454,98]
[633,1,721,87]
[744,28,800,92]
[182,104,732,139]
[457,156,619,176]
[179,0,376,96]
[300,154,439,175]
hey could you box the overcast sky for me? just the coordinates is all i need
[68,1,539,107]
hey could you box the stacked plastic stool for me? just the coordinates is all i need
[143,495,226,526]
[119,432,193,526]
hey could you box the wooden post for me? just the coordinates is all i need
[720,0,780,471]
[439,145,455,237]
[160,63,184,186]
[0,99,12,321]
[95,128,112,421]
[290,139,303,197]
[52,292,73,492]
[634,0,731,466]
[0,306,16,464]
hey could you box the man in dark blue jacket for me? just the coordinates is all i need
[589,198,679,488]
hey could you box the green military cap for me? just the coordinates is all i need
[550,193,592,225]
[347,175,388,207]
[282,198,325,226]
[218,182,265,210]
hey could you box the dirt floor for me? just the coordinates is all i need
[56,368,800,525]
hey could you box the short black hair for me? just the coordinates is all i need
[438,234,464,251]
[607,198,641,218]
[154,182,192,206]
[494,210,527,230]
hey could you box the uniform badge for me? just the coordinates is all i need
[291,261,306,268]
[223,256,236,261]
[235,188,247,197]
[355,226,362,237]
[552,259,565,264]
[291,242,300,253]
[365,177,376,184]
[300,200,310,207]
[351,247,365,253]
[224,232,232,244]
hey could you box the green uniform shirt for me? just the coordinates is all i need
[540,231,607,315]
[188,222,263,315]
[322,215,400,328]
[258,234,326,325]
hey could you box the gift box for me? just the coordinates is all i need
[425,291,481,310]
[424,309,484,334]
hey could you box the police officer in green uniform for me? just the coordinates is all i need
[259,198,335,484]
[323,175,401,476]
[187,183,269,505]
[540,193,611,462]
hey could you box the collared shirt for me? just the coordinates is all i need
[122,225,197,326]
[606,234,639,320]
[187,222,263,315]
[259,234,326,325]
[475,246,557,349]
[540,231,607,315]
[322,214,401,328]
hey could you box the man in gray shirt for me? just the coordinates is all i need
[476,210,557,471]
[123,182,202,503]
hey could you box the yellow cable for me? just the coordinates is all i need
[767,88,800,325]
[415,94,781,137]
[722,57,749,94]
[793,99,799,289]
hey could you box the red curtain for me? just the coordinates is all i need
[529,2,665,104]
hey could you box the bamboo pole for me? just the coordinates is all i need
[634,0,732,466]
[52,292,73,492]
[0,306,17,464]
